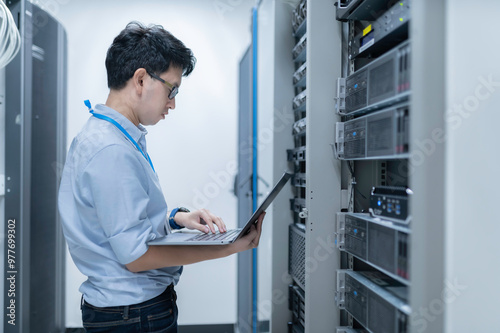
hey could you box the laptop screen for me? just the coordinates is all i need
[236,171,292,240]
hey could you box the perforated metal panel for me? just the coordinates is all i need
[346,69,368,112]
[289,224,306,289]
[344,119,366,158]
[289,323,305,333]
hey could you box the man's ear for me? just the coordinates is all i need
[132,68,148,94]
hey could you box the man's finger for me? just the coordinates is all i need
[199,211,217,234]
[215,216,227,232]
[199,224,210,233]
[211,215,226,233]
[257,212,265,232]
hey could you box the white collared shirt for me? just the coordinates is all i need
[58,103,181,307]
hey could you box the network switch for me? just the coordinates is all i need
[336,0,390,22]
[369,186,412,224]
[336,270,410,333]
[334,103,409,160]
[336,213,410,281]
[350,0,410,59]
[338,40,411,115]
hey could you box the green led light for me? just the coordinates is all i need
[400,2,403,5]
[400,18,404,22]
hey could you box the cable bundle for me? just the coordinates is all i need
[0,0,21,69]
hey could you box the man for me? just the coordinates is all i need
[58,22,265,332]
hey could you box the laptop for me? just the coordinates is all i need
[148,171,292,245]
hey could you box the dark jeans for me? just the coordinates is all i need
[81,284,178,332]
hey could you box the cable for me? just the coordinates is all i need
[0,1,20,65]
[346,161,355,211]
[0,0,21,69]
[346,160,354,176]
[0,5,19,67]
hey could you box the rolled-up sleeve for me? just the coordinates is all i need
[80,144,153,265]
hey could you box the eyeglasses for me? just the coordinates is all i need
[148,72,179,100]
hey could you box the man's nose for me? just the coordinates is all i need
[167,97,175,110]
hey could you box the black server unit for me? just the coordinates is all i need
[4,1,67,332]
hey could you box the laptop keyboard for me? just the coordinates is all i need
[187,229,241,242]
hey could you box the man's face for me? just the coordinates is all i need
[138,66,183,126]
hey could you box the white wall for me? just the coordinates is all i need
[32,0,253,327]
[444,1,500,331]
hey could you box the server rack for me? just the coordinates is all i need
[273,0,412,332]
[284,0,342,331]
[261,1,500,332]
[3,1,67,332]
[332,1,412,332]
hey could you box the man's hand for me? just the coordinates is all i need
[126,211,266,272]
[173,209,227,234]
[229,212,266,253]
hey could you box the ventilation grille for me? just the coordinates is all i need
[289,224,306,289]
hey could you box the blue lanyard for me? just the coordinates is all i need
[84,100,156,173]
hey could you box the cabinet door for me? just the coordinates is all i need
[236,46,254,333]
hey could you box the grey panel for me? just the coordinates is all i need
[237,47,253,333]
[409,1,446,332]
[55,21,68,332]
[304,1,342,331]
[29,4,66,332]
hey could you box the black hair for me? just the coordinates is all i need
[105,21,196,89]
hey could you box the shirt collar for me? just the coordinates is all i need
[93,104,148,143]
